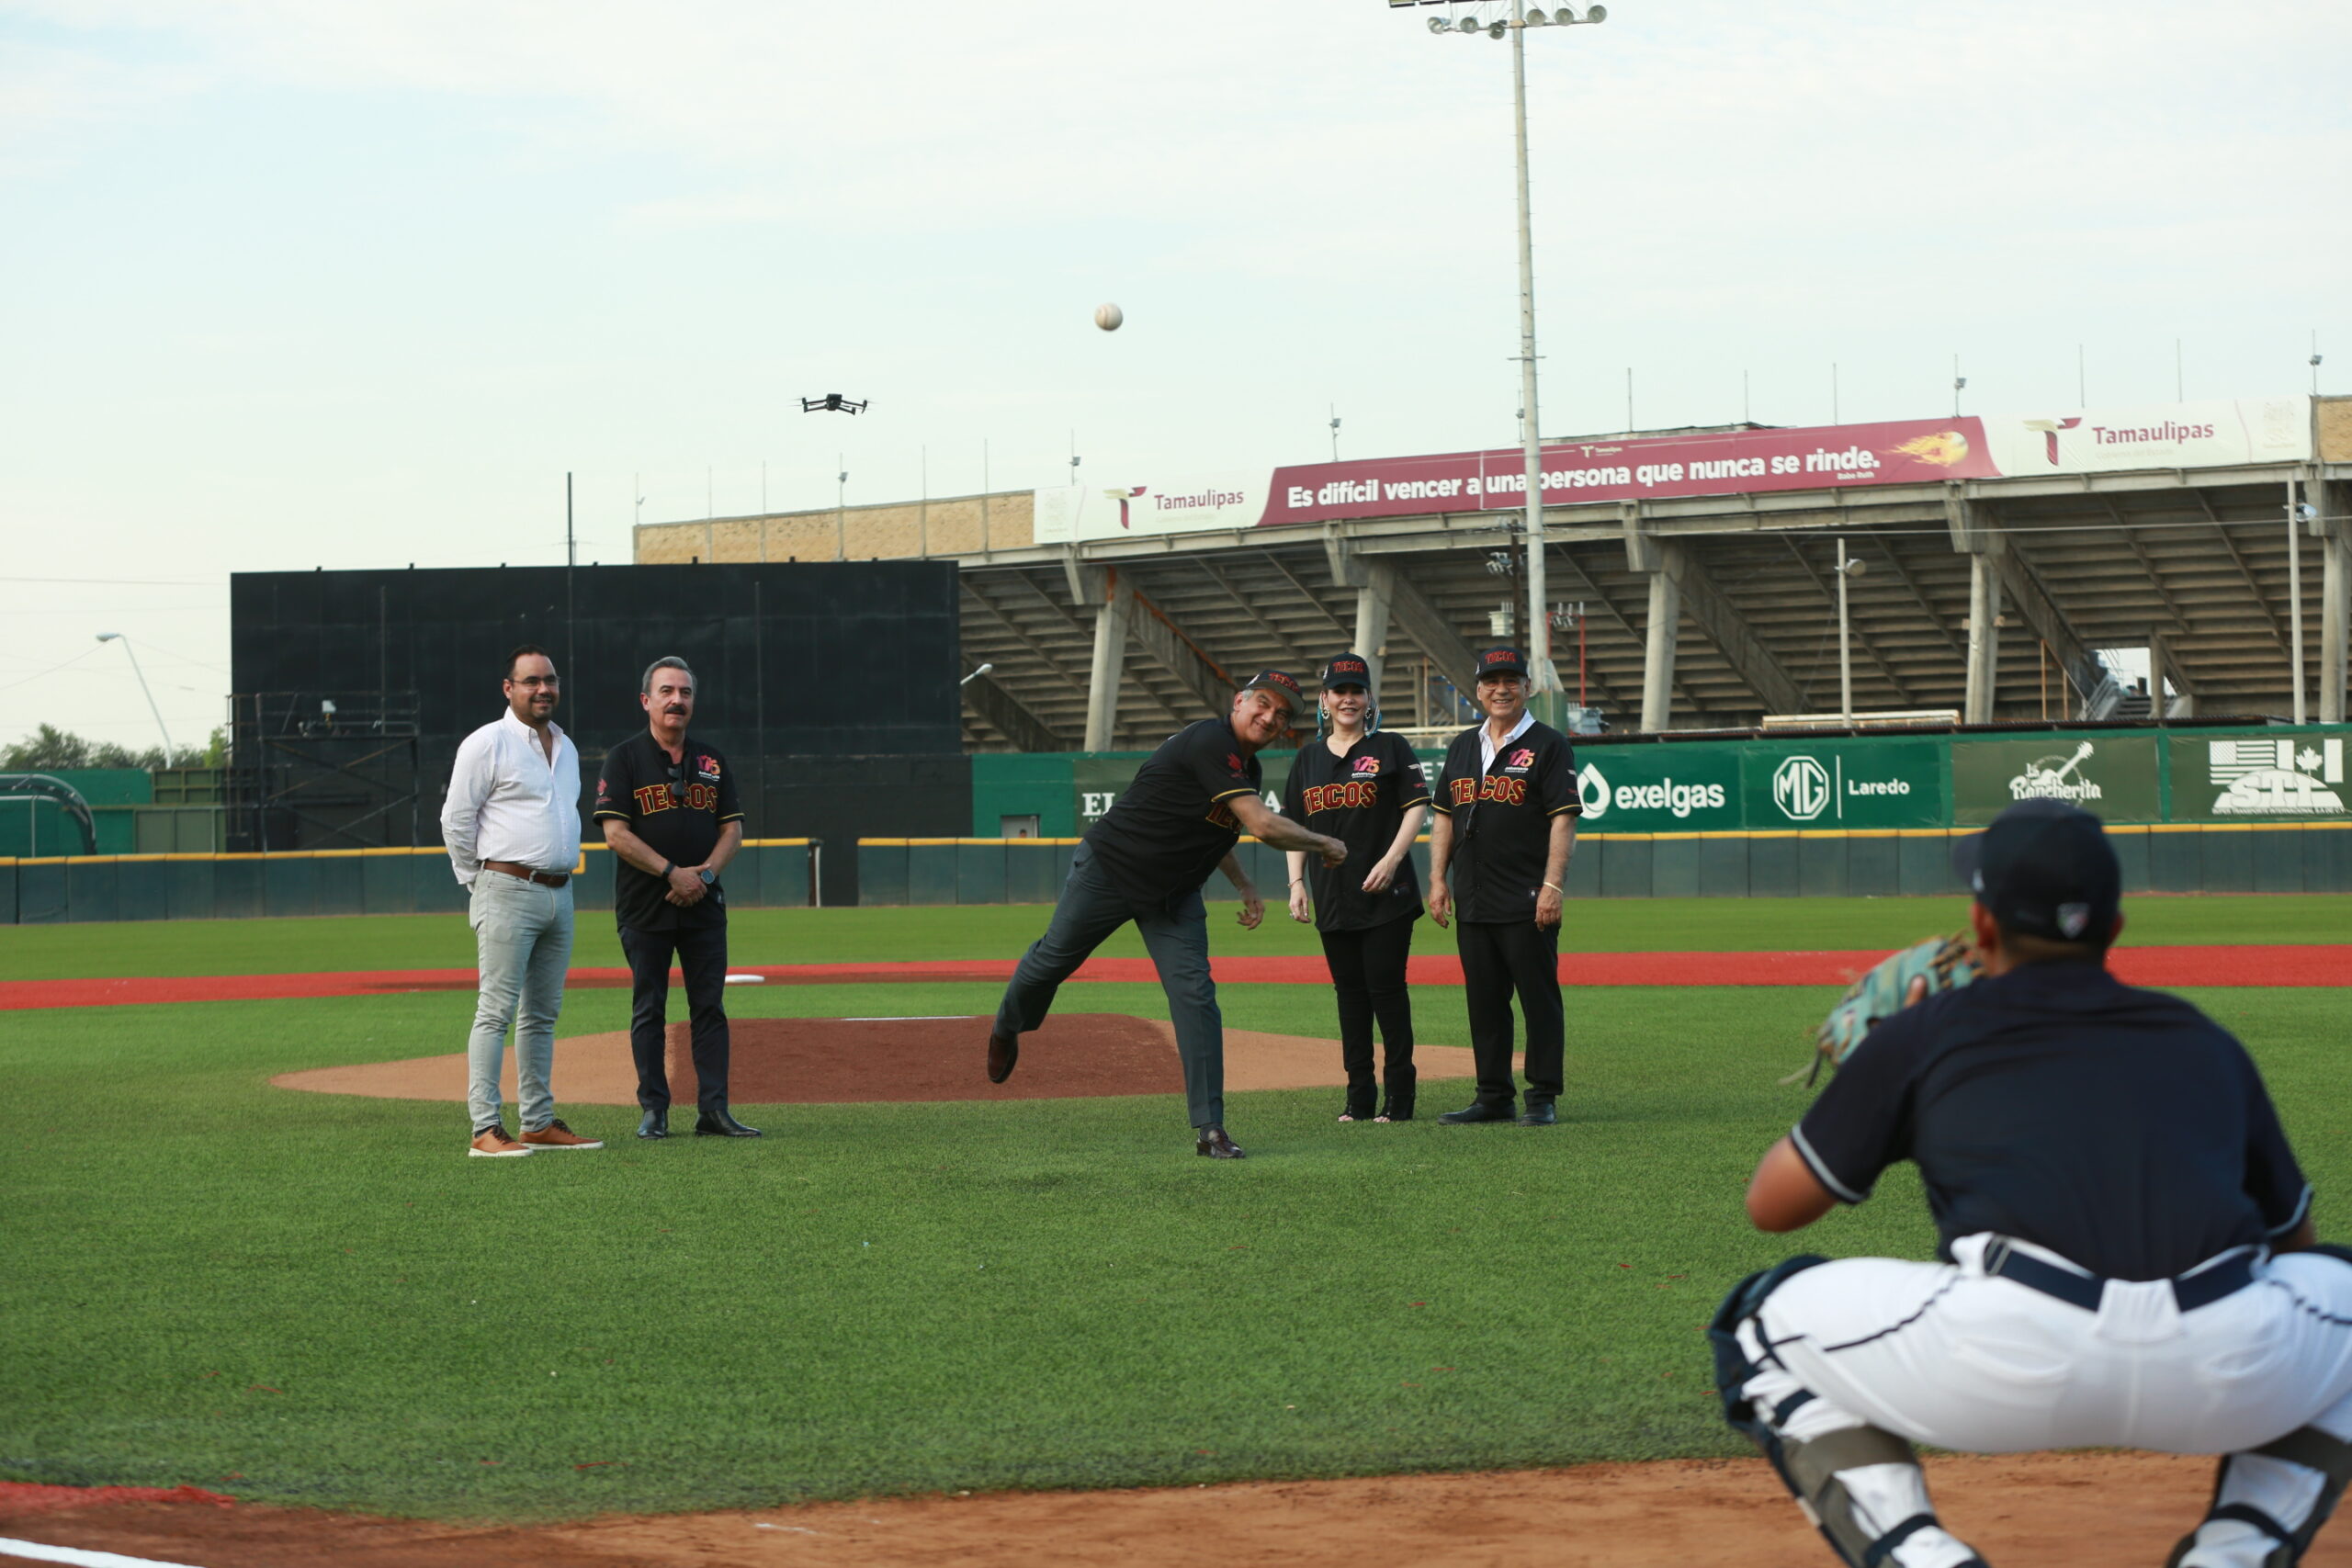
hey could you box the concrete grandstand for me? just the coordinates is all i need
[635,395,2352,749]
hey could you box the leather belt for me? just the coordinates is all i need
[482,860,570,888]
[1984,1238,2256,1314]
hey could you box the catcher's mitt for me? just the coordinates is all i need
[1792,933,1983,1086]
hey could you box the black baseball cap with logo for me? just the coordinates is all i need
[1951,799,2121,947]
[1475,646,1529,682]
[1238,669,1302,712]
[1319,653,1372,690]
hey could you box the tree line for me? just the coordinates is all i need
[1,725,225,773]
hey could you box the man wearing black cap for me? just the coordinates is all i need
[1426,646,1582,1127]
[1710,800,2352,1568]
[986,672,1348,1157]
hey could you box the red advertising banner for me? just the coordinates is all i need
[1257,417,2000,527]
[1027,399,2308,545]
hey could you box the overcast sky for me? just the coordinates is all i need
[3,0,2346,750]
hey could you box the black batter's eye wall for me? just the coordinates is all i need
[227,561,967,904]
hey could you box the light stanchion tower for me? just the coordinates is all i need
[1399,0,1609,704]
[96,632,175,761]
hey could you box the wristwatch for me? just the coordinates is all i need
[696,867,716,886]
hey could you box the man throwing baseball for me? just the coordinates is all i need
[986,671,1347,1158]
[1711,800,2352,1568]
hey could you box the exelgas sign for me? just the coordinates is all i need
[1577,763,1728,821]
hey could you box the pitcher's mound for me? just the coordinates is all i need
[270,1014,1473,1106]
[723,1013,1182,1103]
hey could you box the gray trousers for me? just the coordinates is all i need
[992,847,1225,1128]
[465,871,573,1133]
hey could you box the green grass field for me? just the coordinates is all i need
[1,898,2346,1522]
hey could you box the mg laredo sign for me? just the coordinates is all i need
[1757,743,1939,829]
[1772,756,1832,821]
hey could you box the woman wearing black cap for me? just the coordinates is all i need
[1283,653,1431,1122]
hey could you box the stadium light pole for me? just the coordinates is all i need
[1831,542,1867,725]
[96,633,175,762]
[1411,1,1608,702]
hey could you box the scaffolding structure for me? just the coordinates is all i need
[225,692,421,852]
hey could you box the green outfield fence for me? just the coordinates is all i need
[14,721,2352,920]
[0,840,814,926]
[858,822,2352,906]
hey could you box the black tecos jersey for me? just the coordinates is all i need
[1283,730,1430,931]
[1794,962,2312,1281]
[593,730,744,931]
[1084,717,1262,904]
[1431,720,1580,922]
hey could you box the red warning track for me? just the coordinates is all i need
[3,945,2343,1010]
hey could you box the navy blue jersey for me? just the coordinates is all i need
[1793,961,2311,1280]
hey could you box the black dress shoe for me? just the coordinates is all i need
[637,1110,669,1140]
[693,1110,763,1137]
[1438,1101,1516,1124]
[1194,1124,1247,1159]
[1517,1099,1558,1127]
[987,1030,1019,1085]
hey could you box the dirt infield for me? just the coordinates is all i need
[271,1014,1482,1105]
[8,1450,2348,1566]
[8,942,2345,1011]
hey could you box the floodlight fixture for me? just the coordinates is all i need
[960,662,996,686]
[1399,0,1618,704]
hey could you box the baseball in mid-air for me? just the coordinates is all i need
[1094,302,1124,333]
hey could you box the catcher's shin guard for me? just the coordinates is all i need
[1776,1427,1954,1568]
[2167,1426,2352,1568]
[1710,1261,1979,1568]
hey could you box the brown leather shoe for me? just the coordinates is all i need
[522,1119,604,1149]
[468,1124,532,1157]
[987,1030,1019,1085]
[1194,1125,1247,1159]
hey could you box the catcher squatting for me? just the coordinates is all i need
[1714,799,2352,1568]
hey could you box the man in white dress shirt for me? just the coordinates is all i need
[440,645,603,1157]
